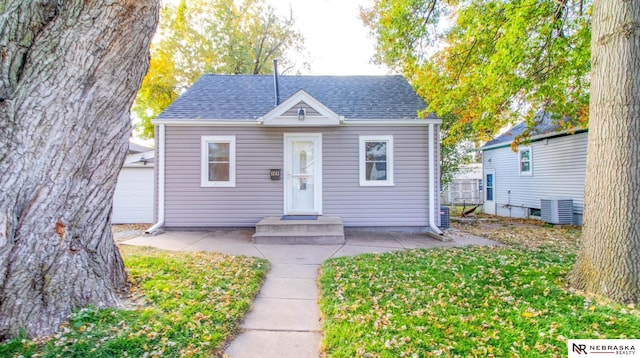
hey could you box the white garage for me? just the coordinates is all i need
[112,150,154,224]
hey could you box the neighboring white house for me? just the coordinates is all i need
[112,146,155,224]
[442,163,483,205]
[481,114,587,225]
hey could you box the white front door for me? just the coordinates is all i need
[483,169,496,215]
[284,133,322,215]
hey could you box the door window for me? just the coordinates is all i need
[486,173,494,201]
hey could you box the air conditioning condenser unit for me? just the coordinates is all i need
[540,198,574,225]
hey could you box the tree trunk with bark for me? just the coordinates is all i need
[0,1,159,339]
[568,0,640,303]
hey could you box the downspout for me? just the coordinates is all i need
[428,123,444,235]
[146,123,165,234]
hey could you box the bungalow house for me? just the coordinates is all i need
[147,74,444,239]
[481,114,587,225]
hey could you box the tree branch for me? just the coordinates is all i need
[253,13,274,74]
[409,0,438,53]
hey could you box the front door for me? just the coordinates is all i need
[284,133,322,215]
[483,169,496,215]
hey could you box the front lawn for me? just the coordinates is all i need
[320,244,640,357]
[0,246,269,357]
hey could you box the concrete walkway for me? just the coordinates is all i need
[121,228,498,358]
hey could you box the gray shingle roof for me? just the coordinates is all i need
[128,141,153,154]
[156,75,428,120]
[482,112,562,147]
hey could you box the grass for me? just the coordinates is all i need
[450,215,582,250]
[0,246,269,357]
[319,224,640,357]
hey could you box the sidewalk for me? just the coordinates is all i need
[121,228,498,358]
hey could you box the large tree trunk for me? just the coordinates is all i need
[0,1,159,339]
[568,0,640,303]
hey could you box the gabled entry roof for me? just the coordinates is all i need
[155,74,430,121]
[261,89,341,126]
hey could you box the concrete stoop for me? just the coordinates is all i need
[252,216,345,244]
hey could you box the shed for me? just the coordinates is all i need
[112,147,155,224]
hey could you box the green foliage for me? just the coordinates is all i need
[440,140,475,190]
[0,246,269,357]
[362,0,591,146]
[134,0,306,139]
[320,245,640,357]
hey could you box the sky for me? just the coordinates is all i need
[268,0,392,75]
[133,0,390,144]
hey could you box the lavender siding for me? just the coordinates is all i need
[282,101,322,117]
[160,125,436,228]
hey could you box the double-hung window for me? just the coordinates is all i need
[359,135,394,186]
[201,136,236,187]
[519,147,532,175]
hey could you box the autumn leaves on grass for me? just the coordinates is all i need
[0,247,269,357]
[319,246,640,357]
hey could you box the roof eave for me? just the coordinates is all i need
[152,119,261,126]
[481,127,588,151]
[152,118,442,126]
[342,118,441,126]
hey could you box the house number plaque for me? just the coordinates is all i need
[270,169,281,180]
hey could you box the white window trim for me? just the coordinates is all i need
[359,135,394,186]
[201,135,236,187]
[518,146,532,176]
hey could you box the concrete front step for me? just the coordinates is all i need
[254,216,344,233]
[253,232,345,245]
[253,216,345,244]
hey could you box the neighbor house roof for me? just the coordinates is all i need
[128,141,153,154]
[156,75,429,121]
[123,150,155,168]
[482,112,590,150]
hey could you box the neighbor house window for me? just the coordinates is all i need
[519,147,532,175]
[201,136,236,187]
[359,135,394,186]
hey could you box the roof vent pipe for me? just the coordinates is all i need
[273,59,280,106]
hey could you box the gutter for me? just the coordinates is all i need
[152,118,443,126]
[146,123,165,234]
[428,123,444,235]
